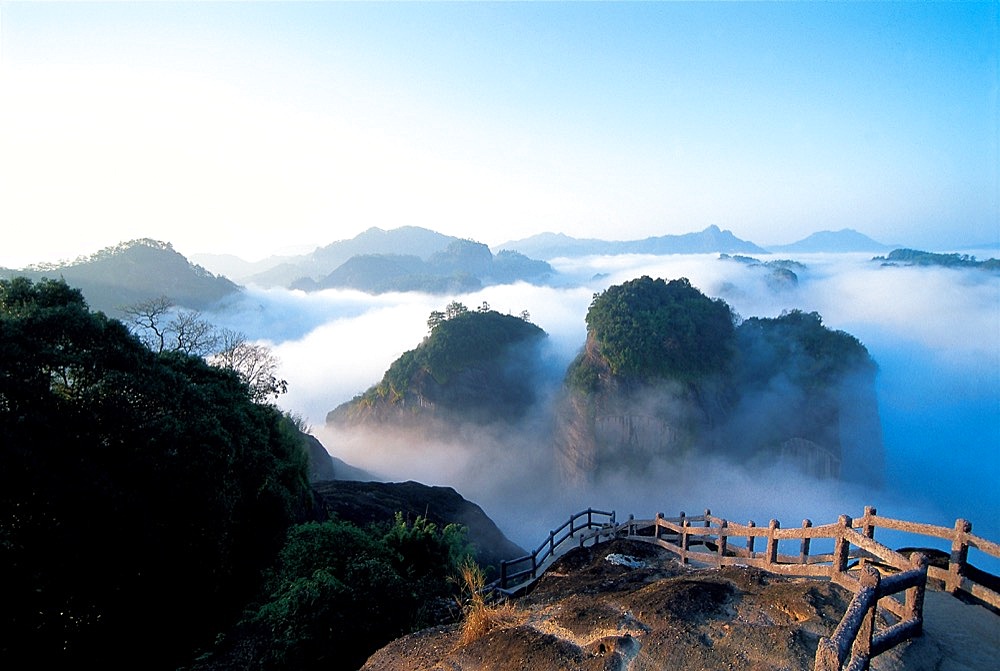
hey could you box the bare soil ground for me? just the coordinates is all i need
[362,539,1000,671]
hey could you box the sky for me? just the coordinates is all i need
[1,1,997,268]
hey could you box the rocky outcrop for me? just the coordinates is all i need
[312,480,525,571]
[362,539,854,671]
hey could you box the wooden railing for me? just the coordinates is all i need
[497,507,616,590]
[496,505,1000,671]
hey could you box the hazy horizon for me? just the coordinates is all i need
[2,2,997,268]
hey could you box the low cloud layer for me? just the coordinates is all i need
[204,253,999,568]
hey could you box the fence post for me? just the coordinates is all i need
[549,529,555,559]
[947,518,971,593]
[833,515,853,577]
[681,517,691,565]
[717,518,728,563]
[800,519,813,564]
[500,560,508,589]
[852,564,881,664]
[531,554,537,579]
[766,519,780,567]
[815,637,841,671]
[862,506,877,539]
[655,512,663,540]
[704,508,712,527]
[747,520,756,559]
[587,508,593,529]
[907,552,928,635]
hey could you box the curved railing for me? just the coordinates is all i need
[496,507,616,592]
[497,505,1000,671]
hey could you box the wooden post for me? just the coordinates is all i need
[531,554,537,579]
[717,518,728,563]
[681,517,691,565]
[766,519,780,567]
[549,530,555,559]
[814,637,841,671]
[500,560,508,589]
[852,564,881,666]
[800,519,813,564]
[587,508,593,528]
[569,514,575,536]
[907,552,928,635]
[833,515,853,576]
[655,512,663,540]
[747,520,756,558]
[947,518,971,593]
[704,508,712,527]
[862,506,877,539]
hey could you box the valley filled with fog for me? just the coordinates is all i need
[204,251,999,562]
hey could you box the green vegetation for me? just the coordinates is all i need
[202,514,473,671]
[0,276,483,671]
[369,304,545,400]
[736,309,874,390]
[874,248,1000,270]
[0,277,313,668]
[572,276,736,386]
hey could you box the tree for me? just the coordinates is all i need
[121,296,218,356]
[0,277,312,669]
[210,328,288,403]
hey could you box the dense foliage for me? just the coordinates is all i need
[200,514,472,671]
[576,276,736,385]
[735,309,875,390]
[874,248,1000,270]
[372,307,545,399]
[0,277,314,668]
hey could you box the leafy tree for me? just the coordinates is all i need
[577,276,736,385]
[0,277,313,669]
[202,515,473,671]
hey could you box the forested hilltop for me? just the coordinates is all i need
[1,239,239,315]
[0,277,519,671]
[558,276,883,484]
[329,302,547,428]
[327,275,884,486]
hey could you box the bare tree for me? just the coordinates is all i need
[210,328,288,403]
[121,296,173,353]
[172,310,219,357]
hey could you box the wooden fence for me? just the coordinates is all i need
[496,505,1000,671]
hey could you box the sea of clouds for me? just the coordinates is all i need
[204,251,999,568]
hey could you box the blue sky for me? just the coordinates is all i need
[0,1,996,266]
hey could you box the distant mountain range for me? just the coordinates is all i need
[1,239,240,316]
[766,228,891,253]
[4,227,909,308]
[497,225,768,259]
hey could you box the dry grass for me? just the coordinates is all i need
[455,560,521,647]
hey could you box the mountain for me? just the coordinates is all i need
[557,276,883,485]
[247,226,462,287]
[873,248,1000,271]
[498,225,767,259]
[2,239,241,316]
[327,307,548,429]
[767,228,890,253]
[189,252,295,283]
[294,240,553,294]
[311,479,525,571]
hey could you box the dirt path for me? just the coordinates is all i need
[873,590,1000,671]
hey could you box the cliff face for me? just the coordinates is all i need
[556,278,884,484]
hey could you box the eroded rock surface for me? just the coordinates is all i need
[362,539,853,671]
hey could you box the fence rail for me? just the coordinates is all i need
[496,505,999,671]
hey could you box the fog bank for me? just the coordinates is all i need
[206,253,999,567]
